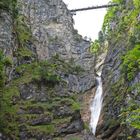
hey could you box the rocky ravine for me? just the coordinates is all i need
[0,0,96,140]
[1,0,139,140]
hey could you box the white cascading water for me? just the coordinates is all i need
[90,72,103,135]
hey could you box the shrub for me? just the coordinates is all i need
[0,0,17,11]
[90,40,100,54]
[0,51,5,87]
[121,44,140,81]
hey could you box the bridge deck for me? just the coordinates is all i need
[70,4,118,13]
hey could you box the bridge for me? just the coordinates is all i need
[70,3,118,15]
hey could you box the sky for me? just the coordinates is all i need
[63,0,110,41]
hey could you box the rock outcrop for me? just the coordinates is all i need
[17,0,95,93]
[0,0,95,139]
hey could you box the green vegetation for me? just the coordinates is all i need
[0,0,17,11]
[90,30,106,54]
[4,0,140,139]
[133,0,140,8]
[71,100,81,111]
[16,47,34,59]
[32,61,61,85]
[0,51,19,139]
[102,0,124,34]
[0,51,5,87]
[69,138,81,140]
[0,87,19,139]
[15,15,32,47]
[0,50,13,87]
[84,122,90,131]
[119,82,140,134]
[101,0,140,138]
[15,58,74,86]
[119,1,140,133]
[0,52,82,138]
[50,55,84,75]
[121,44,140,81]
[14,58,67,86]
[0,0,84,139]
[121,103,140,129]
[28,124,56,134]
[47,97,81,112]
[90,40,100,54]
[103,5,117,34]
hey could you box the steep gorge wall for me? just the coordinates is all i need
[96,0,140,139]
[0,0,95,139]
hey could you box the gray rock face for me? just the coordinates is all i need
[16,0,95,93]
[30,115,52,125]
[59,110,84,134]
[98,41,140,139]
[0,11,12,55]
[0,0,95,139]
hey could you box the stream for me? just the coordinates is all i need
[90,72,103,135]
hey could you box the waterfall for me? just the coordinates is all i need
[90,72,103,135]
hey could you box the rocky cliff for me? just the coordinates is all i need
[0,0,95,139]
[96,0,140,139]
[1,0,140,140]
